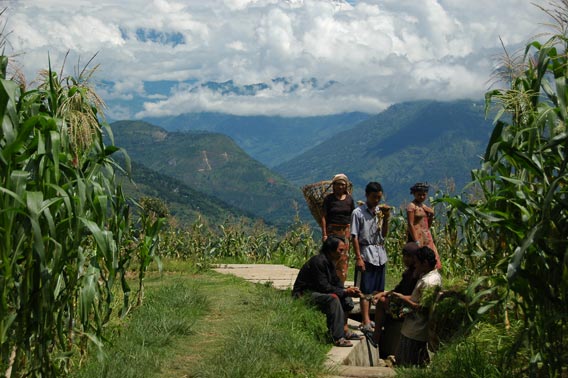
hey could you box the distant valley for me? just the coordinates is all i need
[111,99,493,229]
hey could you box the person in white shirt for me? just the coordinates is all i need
[390,246,442,366]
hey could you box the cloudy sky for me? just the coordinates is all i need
[3,0,551,119]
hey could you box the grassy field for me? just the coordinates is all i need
[71,264,333,378]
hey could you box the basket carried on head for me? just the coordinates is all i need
[301,180,353,227]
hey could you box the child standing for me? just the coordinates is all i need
[351,182,391,332]
[406,182,442,269]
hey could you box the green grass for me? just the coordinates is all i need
[71,270,331,378]
[394,321,524,378]
[71,279,208,378]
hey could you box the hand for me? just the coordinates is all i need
[371,291,385,305]
[355,256,365,271]
[345,286,361,297]
[322,235,328,242]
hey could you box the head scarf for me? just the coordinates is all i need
[410,182,429,194]
[332,173,349,185]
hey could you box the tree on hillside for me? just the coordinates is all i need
[442,1,568,375]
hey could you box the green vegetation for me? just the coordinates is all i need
[2,2,568,377]
[109,120,310,230]
[72,272,330,378]
[0,54,164,376]
[401,3,568,376]
[157,213,318,270]
[275,99,493,207]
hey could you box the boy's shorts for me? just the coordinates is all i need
[355,261,386,294]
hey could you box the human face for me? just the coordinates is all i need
[330,241,347,260]
[332,181,347,194]
[413,256,430,275]
[366,191,382,208]
[413,191,427,204]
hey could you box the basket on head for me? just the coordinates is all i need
[301,180,353,227]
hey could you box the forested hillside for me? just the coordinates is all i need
[144,111,370,167]
[275,100,493,207]
[110,120,309,229]
[117,159,253,225]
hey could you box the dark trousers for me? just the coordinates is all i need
[310,292,346,341]
[397,334,429,366]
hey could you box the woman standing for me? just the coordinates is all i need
[406,182,442,269]
[321,173,355,282]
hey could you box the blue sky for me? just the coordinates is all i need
[4,0,551,119]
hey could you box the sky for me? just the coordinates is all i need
[3,0,552,119]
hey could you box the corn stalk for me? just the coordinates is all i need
[439,2,568,375]
[0,56,132,377]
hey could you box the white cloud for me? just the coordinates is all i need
[4,0,551,117]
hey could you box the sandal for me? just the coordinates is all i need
[345,332,363,340]
[334,337,353,347]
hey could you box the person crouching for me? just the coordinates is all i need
[292,237,363,347]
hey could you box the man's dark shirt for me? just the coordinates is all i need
[292,252,346,298]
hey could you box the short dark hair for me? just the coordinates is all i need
[365,181,383,194]
[402,242,419,256]
[415,246,437,268]
[320,236,344,255]
[410,182,429,194]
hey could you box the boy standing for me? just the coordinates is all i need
[351,181,390,332]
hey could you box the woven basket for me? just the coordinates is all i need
[301,180,353,227]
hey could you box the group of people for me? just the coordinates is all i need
[292,174,442,367]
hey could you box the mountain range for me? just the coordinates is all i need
[110,99,494,229]
[143,111,370,167]
[275,100,493,207]
[116,159,252,225]
[109,120,307,230]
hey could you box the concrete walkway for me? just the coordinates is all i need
[213,264,396,377]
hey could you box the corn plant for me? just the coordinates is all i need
[131,197,166,306]
[0,56,133,376]
[439,2,568,375]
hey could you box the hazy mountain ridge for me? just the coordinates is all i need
[142,112,371,167]
[110,120,309,229]
[274,100,493,207]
